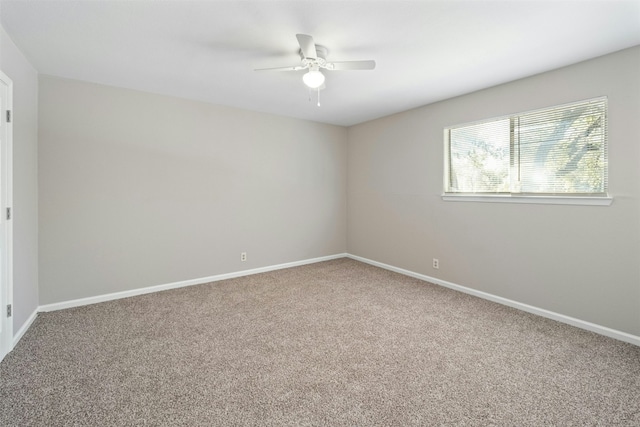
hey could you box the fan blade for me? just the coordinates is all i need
[328,60,376,71]
[296,34,317,60]
[255,65,306,71]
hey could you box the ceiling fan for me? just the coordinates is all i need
[255,34,376,104]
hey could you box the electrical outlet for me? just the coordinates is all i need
[433,258,439,269]
[241,252,247,262]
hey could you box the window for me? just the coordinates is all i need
[444,97,610,205]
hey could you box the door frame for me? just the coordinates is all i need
[0,70,13,362]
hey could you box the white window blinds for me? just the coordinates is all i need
[446,97,607,196]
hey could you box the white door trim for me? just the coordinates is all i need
[0,70,14,362]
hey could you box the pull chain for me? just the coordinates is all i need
[307,88,322,107]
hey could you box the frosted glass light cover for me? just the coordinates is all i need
[303,70,325,89]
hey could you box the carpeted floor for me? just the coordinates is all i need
[1,258,639,426]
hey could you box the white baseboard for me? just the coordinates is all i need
[347,254,640,347]
[13,308,38,347]
[25,252,640,348]
[38,253,348,312]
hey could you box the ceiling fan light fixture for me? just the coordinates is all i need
[303,67,325,89]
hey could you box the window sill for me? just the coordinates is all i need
[441,194,613,206]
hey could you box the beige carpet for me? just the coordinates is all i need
[1,258,639,426]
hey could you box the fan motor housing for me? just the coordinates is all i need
[299,45,328,60]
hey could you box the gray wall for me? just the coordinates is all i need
[347,46,640,336]
[38,76,347,304]
[0,25,39,335]
[31,45,640,338]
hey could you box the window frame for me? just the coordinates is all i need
[442,97,612,206]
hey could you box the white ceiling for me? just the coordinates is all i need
[1,0,639,127]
